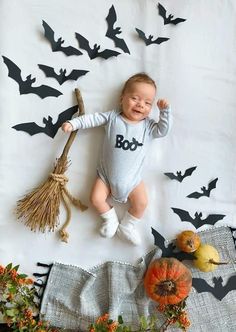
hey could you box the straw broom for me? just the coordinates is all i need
[16,88,88,242]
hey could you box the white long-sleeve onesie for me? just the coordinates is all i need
[69,108,170,202]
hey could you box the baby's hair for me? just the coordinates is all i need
[121,72,157,96]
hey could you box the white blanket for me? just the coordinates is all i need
[0,0,235,276]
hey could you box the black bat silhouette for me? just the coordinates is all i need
[135,28,169,46]
[171,208,226,229]
[187,178,218,199]
[2,56,62,99]
[38,64,89,85]
[75,32,120,59]
[164,166,197,182]
[192,275,236,301]
[157,3,186,25]
[42,20,82,56]
[230,227,236,249]
[151,228,195,261]
[12,105,77,138]
[105,5,130,54]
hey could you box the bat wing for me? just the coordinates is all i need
[151,227,167,252]
[38,64,57,79]
[135,28,148,44]
[157,3,167,21]
[75,33,92,55]
[2,56,23,84]
[111,36,130,53]
[54,105,78,129]
[187,191,203,199]
[66,69,89,82]
[31,85,62,99]
[171,17,186,25]
[118,38,130,53]
[59,45,82,56]
[203,214,226,226]
[152,37,169,45]
[97,49,120,59]
[12,122,44,136]
[164,172,178,180]
[208,178,218,192]
[171,207,194,222]
[192,278,214,294]
[42,20,56,48]
[173,251,196,261]
[106,5,117,35]
[183,166,197,178]
[224,275,236,296]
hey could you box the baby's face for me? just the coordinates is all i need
[120,82,156,123]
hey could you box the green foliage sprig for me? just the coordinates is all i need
[0,263,59,332]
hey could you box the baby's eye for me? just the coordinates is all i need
[145,101,152,106]
[131,96,138,100]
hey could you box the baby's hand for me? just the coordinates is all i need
[157,99,169,111]
[61,122,73,133]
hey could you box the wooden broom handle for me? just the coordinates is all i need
[60,88,85,159]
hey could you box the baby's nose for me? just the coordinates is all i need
[137,100,144,108]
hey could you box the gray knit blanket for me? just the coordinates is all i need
[39,226,236,331]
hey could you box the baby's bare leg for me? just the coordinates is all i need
[128,181,148,219]
[90,177,119,238]
[90,177,111,214]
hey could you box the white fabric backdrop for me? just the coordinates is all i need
[0,0,235,276]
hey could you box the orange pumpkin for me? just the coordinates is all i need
[144,257,192,305]
[176,230,201,253]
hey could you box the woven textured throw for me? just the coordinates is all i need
[39,226,236,331]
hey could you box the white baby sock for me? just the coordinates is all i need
[117,211,142,245]
[99,207,119,238]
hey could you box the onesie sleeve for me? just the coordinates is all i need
[68,110,113,130]
[147,107,171,139]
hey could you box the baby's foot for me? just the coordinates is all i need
[117,211,141,245]
[99,207,119,238]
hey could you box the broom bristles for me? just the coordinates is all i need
[16,157,69,232]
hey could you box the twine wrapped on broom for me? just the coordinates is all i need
[16,88,88,243]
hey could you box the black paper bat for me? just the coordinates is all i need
[12,105,77,138]
[38,64,89,85]
[42,20,82,56]
[75,32,120,59]
[171,208,226,229]
[105,5,130,54]
[157,3,186,25]
[151,228,195,261]
[135,28,169,46]
[164,166,197,182]
[187,178,218,199]
[2,56,62,99]
[230,227,236,249]
[192,276,236,301]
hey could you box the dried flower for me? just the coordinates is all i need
[157,297,191,331]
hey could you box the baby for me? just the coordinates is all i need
[62,73,171,245]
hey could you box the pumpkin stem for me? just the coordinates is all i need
[162,280,175,292]
[186,239,194,250]
[209,259,228,265]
